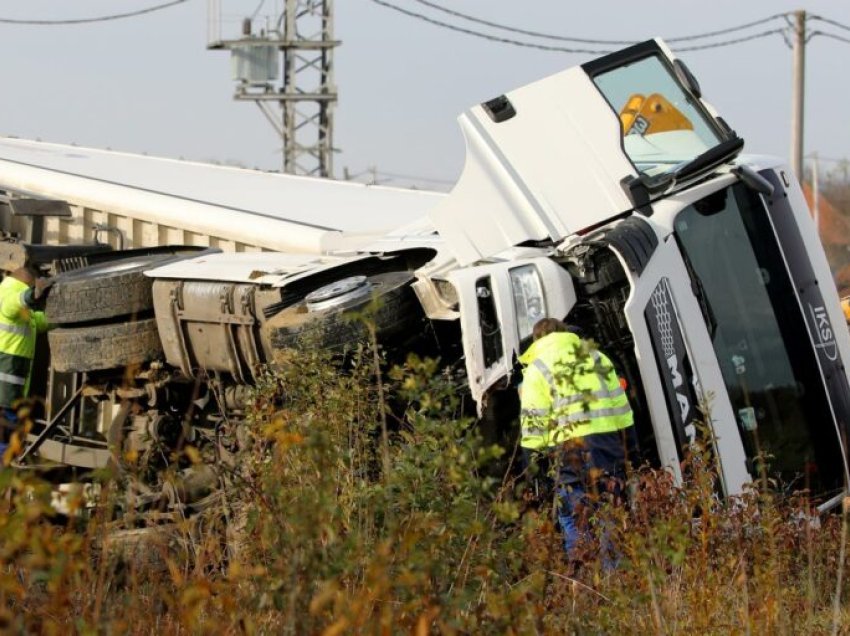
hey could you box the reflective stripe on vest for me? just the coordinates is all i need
[531,357,627,405]
[0,372,25,386]
[0,322,29,337]
[0,351,31,407]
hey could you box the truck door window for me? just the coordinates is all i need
[509,265,546,347]
[591,54,723,179]
[674,183,845,498]
[476,276,503,368]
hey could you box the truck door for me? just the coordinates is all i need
[448,257,575,410]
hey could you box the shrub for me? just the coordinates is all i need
[0,345,848,633]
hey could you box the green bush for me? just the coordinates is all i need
[0,342,848,634]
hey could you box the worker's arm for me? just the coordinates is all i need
[520,364,552,422]
[30,310,50,333]
[14,286,51,332]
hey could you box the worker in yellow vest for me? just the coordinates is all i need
[519,317,636,559]
[0,267,50,458]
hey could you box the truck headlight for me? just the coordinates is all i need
[510,265,546,342]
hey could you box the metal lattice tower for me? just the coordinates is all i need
[208,0,339,177]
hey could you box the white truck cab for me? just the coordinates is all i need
[436,39,850,510]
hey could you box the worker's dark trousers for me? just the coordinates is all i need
[0,407,17,460]
[522,426,637,565]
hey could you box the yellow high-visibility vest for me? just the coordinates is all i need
[519,331,633,450]
[0,276,48,406]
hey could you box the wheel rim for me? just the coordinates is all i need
[305,275,372,312]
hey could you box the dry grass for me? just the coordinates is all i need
[1,346,848,634]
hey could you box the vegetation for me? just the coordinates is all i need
[0,341,848,634]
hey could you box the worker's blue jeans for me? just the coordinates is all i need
[523,427,635,567]
[556,480,622,570]
[556,482,587,555]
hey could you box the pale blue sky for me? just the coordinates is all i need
[1,1,848,189]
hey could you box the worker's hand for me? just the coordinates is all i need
[33,277,52,300]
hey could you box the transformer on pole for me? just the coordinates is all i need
[208,0,339,177]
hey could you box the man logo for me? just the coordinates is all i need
[666,353,696,444]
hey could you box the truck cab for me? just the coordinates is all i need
[432,39,850,510]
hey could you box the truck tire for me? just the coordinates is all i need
[47,252,192,325]
[268,271,423,353]
[49,319,163,373]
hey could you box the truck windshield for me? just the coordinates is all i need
[674,183,846,499]
[592,54,723,178]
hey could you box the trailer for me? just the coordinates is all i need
[0,136,444,256]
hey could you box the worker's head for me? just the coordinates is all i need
[10,266,38,288]
[532,317,568,341]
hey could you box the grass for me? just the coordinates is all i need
[0,342,848,634]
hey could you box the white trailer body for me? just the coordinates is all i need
[0,137,444,253]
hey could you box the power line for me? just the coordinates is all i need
[810,15,850,33]
[373,169,454,185]
[250,0,268,22]
[666,12,788,43]
[367,0,612,54]
[409,0,630,45]
[0,0,188,25]
[812,156,850,164]
[674,29,785,52]
[346,165,454,186]
[410,1,787,46]
[370,1,791,55]
[812,31,850,46]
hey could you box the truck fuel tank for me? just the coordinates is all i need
[152,279,267,384]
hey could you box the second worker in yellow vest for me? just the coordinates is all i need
[0,267,51,458]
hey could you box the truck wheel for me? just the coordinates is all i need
[49,319,163,373]
[47,252,188,325]
[267,271,423,352]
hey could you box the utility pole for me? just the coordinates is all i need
[790,10,806,181]
[812,151,820,236]
[207,0,339,177]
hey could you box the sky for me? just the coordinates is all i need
[1,1,849,191]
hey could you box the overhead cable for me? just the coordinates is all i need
[409,0,631,45]
[810,15,850,33]
[0,0,188,25]
[812,31,850,46]
[674,29,785,52]
[410,1,787,45]
[373,169,454,185]
[251,0,268,22]
[371,1,786,55]
[367,0,612,54]
[666,12,788,42]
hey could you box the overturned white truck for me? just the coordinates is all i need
[8,39,850,514]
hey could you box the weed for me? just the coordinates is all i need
[0,343,847,633]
